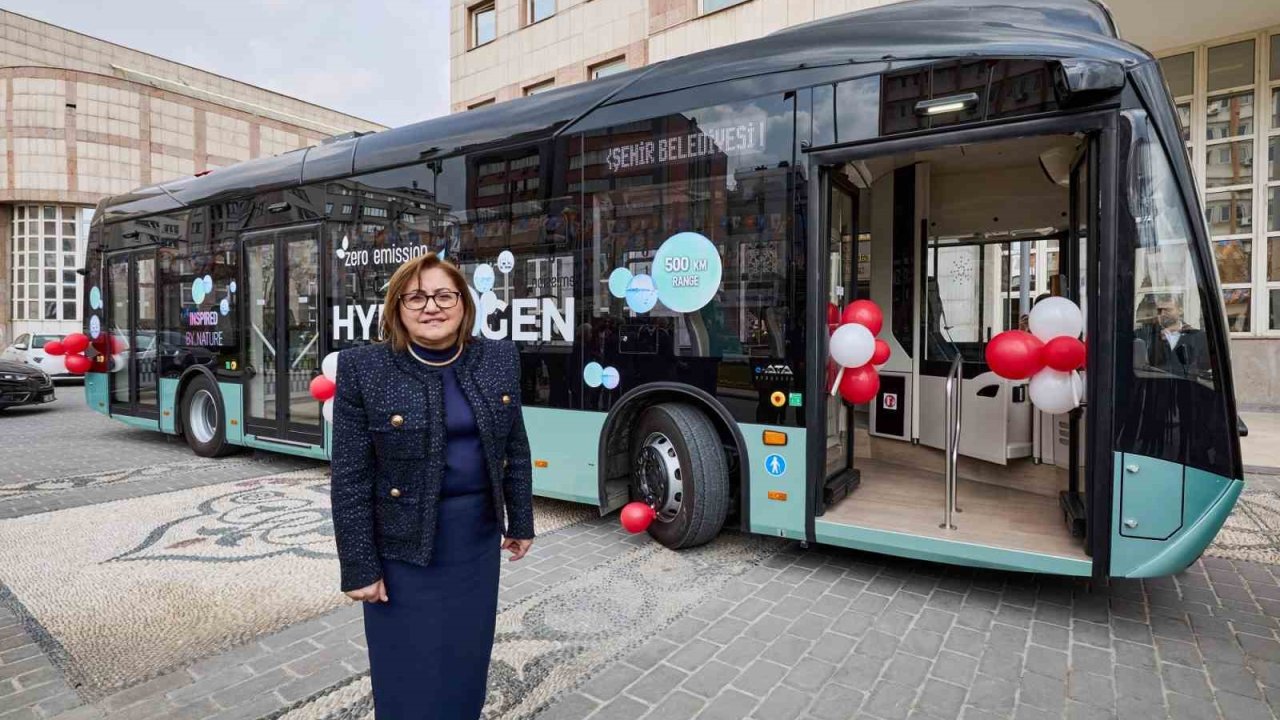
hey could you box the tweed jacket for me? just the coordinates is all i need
[330,337,535,592]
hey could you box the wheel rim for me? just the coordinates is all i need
[189,389,217,445]
[634,431,684,523]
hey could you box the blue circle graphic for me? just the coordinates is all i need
[229,281,237,294]
[202,275,214,293]
[583,362,604,388]
[89,315,101,339]
[652,232,722,313]
[765,454,787,477]
[192,281,206,305]
[89,286,102,310]
[601,366,620,389]
[220,297,230,316]
[608,268,633,299]
[625,274,658,314]
[474,263,495,293]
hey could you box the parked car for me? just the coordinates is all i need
[0,333,79,382]
[0,359,54,411]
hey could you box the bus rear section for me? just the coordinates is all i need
[807,67,1244,579]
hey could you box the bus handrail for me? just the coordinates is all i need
[251,323,276,358]
[941,355,963,530]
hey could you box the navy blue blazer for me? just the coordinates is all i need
[330,337,535,592]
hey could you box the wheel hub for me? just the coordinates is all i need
[633,432,683,522]
[189,389,217,445]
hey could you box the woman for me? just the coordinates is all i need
[330,253,535,719]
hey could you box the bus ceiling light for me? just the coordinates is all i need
[915,93,979,116]
[267,202,292,214]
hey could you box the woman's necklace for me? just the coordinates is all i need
[409,342,463,367]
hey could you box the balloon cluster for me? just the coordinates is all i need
[42,333,93,374]
[828,300,891,405]
[985,297,1086,415]
[308,352,341,422]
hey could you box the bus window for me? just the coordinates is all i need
[577,92,803,424]
[1117,110,1235,476]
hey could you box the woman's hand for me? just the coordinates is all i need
[345,578,388,603]
[502,538,533,562]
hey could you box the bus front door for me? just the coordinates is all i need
[106,249,159,421]
[242,225,324,447]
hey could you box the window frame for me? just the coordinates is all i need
[527,0,555,26]
[524,79,555,97]
[701,0,752,16]
[590,57,628,80]
[470,1,497,50]
[1159,26,1280,335]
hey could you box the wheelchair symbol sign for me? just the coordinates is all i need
[765,454,787,477]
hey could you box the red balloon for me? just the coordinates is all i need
[827,303,840,333]
[1043,336,1086,371]
[620,502,656,533]
[63,333,89,354]
[985,331,1045,380]
[64,354,92,374]
[43,340,65,356]
[309,375,336,402]
[839,364,880,405]
[871,339,891,365]
[841,300,883,336]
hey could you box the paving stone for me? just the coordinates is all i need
[646,689,703,720]
[629,664,688,705]
[854,630,899,661]
[753,684,811,720]
[807,633,855,665]
[917,678,966,718]
[806,682,865,720]
[732,660,788,698]
[863,680,916,720]
[694,689,757,720]
[701,617,750,646]
[539,692,599,720]
[681,660,740,698]
[592,695,648,720]
[763,636,811,667]
[830,654,884,689]
[581,663,644,703]
[781,657,836,693]
[1160,663,1213,701]
[1018,671,1067,713]
[967,675,1017,715]
[627,638,681,671]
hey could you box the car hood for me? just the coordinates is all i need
[0,359,42,376]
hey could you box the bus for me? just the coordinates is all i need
[82,0,1244,580]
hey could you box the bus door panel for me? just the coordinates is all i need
[241,225,324,445]
[106,249,159,419]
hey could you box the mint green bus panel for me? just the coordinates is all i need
[1116,453,1184,540]
[219,382,245,445]
[159,378,180,434]
[84,373,109,415]
[744,424,806,541]
[526,407,604,505]
[1111,452,1242,578]
[814,521,1093,576]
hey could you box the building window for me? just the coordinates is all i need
[528,0,554,25]
[471,2,496,48]
[11,205,83,323]
[1160,28,1280,334]
[468,98,496,110]
[525,80,555,96]
[591,58,627,80]
[703,0,751,14]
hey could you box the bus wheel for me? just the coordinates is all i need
[631,403,729,549]
[181,376,236,458]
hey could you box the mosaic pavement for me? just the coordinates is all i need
[1205,488,1280,566]
[0,457,278,500]
[0,468,593,701]
[269,532,784,720]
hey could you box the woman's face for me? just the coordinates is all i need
[399,267,465,349]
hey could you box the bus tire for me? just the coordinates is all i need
[631,403,729,549]
[180,375,237,458]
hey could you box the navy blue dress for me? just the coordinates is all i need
[362,343,501,719]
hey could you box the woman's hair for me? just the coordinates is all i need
[378,252,476,352]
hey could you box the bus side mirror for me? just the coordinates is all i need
[1238,416,1249,438]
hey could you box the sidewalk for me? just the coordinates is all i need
[1241,411,1280,475]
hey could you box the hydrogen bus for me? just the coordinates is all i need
[82,0,1244,580]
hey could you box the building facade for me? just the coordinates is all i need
[0,10,385,346]
[451,0,1280,407]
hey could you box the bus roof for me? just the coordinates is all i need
[98,0,1147,223]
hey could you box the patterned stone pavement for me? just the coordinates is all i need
[4,394,1280,719]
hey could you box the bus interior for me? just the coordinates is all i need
[820,132,1094,566]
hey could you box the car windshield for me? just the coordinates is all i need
[33,335,61,347]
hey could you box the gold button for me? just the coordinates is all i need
[390,414,404,427]
[502,395,511,405]
[390,488,401,498]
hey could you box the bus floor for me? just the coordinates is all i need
[825,457,1088,561]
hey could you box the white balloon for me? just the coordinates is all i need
[322,398,334,423]
[322,351,340,380]
[1029,369,1081,415]
[830,323,875,369]
[1028,297,1083,342]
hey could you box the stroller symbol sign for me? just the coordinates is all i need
[765,454,786,477]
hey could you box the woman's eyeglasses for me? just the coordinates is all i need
[399,290,461,311]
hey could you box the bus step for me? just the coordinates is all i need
[823,468,861,509]
[1059,490,1087,538]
